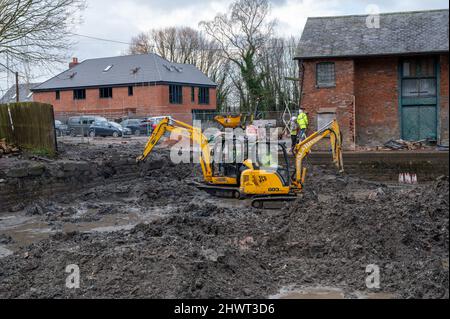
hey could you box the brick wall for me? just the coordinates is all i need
[300,54,449,148]
[300,58,356,150]
[33,84,217,123]
[354,57,400,146]
[440,54,449,145]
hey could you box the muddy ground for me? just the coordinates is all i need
[0,138,448,299]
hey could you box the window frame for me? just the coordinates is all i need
[73,89,86,100]
[55,90,60,100]
[128,86,134,96]
[169,85,183,104]
[198,87,210,105]
[316,62,336,88]
[99,87,113,99]
[191,87,195,103]
[401,57,438,98]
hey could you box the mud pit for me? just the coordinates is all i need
[0,140,448,299]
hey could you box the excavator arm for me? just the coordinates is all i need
[137,117,214,183]
[292,119,344,190]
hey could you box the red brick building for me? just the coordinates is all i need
[32,54,217,123]
[295,9,449,149]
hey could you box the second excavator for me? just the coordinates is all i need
[137,117,344,208]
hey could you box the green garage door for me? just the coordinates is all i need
[402,105,437,141]
[400,58,438,141]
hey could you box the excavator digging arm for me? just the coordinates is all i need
[292,119,344,190]
[137,117,214,183]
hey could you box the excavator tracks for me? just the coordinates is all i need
[191,181,300,209]
[190,182,242,199]
[250,195,299,210]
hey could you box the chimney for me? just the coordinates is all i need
[69,57,79,69]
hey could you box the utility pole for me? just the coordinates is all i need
[3,60,20,103]
[15,72,19,103]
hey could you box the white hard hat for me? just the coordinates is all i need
[291,116,297,121]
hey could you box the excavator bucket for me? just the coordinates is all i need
[214,115,243,129]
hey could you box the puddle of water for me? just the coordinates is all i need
[353,292,396,299]
[270,286,345,299]
[0,204,170,254]
[270,286,396,300]
[0,214,35,231]
[0,245,13,258]
[88,224,137,233]
[1,219,55,250]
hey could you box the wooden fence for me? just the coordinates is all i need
[0,102,57,155]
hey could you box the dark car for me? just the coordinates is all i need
[120,119,153,136]
[88,121,132,138]
[68,116,108,137]
[54,120,69,137]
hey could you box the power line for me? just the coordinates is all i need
[70,33,132,45]
[70,32,299,51]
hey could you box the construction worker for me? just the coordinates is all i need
[289,116,299,151]
[297,107,309,142]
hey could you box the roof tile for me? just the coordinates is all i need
[296,9,449,59]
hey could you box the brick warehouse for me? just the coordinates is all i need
[32,54,217,123]
[295,9,449,149]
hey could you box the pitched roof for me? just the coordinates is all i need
[33,53,216,91]
[296,9,449,59]
[0,83,41,104]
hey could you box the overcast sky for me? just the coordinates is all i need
[70,0,448,59]
[1,0,449,91]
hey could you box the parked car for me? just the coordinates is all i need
[54,120,69,137]
[120,119,153,136]
[67,116,108,137]
[88,121,132,138]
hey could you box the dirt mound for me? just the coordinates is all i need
[278,175,449,298]
[0,146,448,299]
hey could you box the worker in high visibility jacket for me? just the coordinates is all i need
[289,116,299,152]
[297,108,309,142]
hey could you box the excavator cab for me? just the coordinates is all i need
[252,142,291,187]
[211,135,291,189]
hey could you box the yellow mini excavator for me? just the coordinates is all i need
[137,117,344,208]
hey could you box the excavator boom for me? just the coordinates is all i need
[292,119,344,190]
[137,117,214,183]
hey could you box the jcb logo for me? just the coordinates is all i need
[259,176,267,183]
[268,188,280,192]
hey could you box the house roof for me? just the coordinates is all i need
[0,83,41,104]
[33,53,216,92]
[296,9,449,59]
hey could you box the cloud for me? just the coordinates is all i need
[1,0,448,90]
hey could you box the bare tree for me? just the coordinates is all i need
[200,0,275,112]
[0,0,86,70]
[260,37,300,111]
[129,32,152,55]
[127,26,231,111]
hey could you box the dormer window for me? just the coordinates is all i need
[103,65,113,72]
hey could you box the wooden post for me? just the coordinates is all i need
[15,72,19,102]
